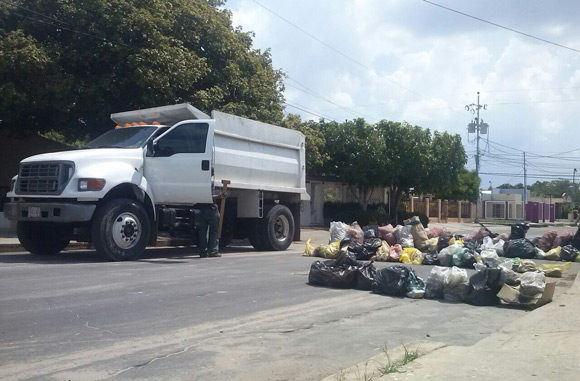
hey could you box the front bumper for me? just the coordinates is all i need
[4,202,96,223]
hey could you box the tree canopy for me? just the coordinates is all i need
[0,0,285,140]
[284,115,473,213]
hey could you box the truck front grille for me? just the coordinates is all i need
[17,162,74,195]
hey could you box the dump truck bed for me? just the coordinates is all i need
[111,104,308,200]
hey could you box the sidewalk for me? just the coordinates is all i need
[328,272,580,380]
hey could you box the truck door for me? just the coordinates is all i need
[144,120,214,205]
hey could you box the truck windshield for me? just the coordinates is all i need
[85,127,159,149]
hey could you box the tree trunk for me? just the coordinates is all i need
[348,184,375,211]
[389,186,405,224]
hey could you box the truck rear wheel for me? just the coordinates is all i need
[92,198,150,261]
[259,205,295,251]
[17,221,72,255]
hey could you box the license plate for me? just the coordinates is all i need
[28,207,41,218]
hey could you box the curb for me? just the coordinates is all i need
[323,272,580,381]
[321,340,447,381]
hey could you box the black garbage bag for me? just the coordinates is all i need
[339,237,351,249]
[353,262,377,291]
[530,237,541,247]
[347,243,372,260]
[466,268,502,306]
[363,238,383,254]
[437,235,452,252]
[371,265,410,296]
[334,251,363,267]
[561,245,580,262]
[503,238,536,259]
[509,222,530,240]
[462,239,479,252]
[571,228,580,251]
[422,252,440,266]
[308,261,356,288]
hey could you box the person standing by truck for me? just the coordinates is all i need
[195,184,221,258]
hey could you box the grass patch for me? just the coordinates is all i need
[378,344,420,375]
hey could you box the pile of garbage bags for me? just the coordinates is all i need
[304,220,578,308]
[305,221,580,275]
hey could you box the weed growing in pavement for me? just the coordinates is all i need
[354,360,375,381]
[378,343,420,375]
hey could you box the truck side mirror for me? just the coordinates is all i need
[146,140,155,157]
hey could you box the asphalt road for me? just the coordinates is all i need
[1,224,578,380]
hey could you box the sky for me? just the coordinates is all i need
[225,0,580,191]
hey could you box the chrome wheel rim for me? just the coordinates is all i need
[112,212,141,249]
[274,215,290,242]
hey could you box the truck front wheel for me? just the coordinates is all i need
[259,205,295,251]
[92,198,150,261]
[17,221,72,255]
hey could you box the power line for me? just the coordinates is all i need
[489,99,580,106]
[422,0,580,54]
[285,79,375,120]
[253,0,469,118]
[480,172,577,179]
[283,101,338,121]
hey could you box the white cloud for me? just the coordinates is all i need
[226,0,580,186]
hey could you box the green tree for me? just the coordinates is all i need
[280,113,328,176]
[376,121,431,219]
[376,121,467,220]
[434,169,480,203]
[530,179,579,204]
[497,183,525,189]
[323,118,383,211]
[0,0,284,140]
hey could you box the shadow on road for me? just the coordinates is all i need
[0,244,258,265]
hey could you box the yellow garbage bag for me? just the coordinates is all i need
[517,259,537,273]
[401,247,425,265]
[313,240,341,259]
[375,240,391,262]
[540,262,571,278]
[427,237,438,252]
[545,246,561,261]
[303,239,315,256]
[449,237,464,247]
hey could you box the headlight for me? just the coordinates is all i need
[9,177,16,191]
[78,178,106,191]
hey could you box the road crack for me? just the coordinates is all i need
[67,309,118,336]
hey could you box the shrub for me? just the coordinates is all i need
[323,202,390,226]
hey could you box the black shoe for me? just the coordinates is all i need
[199,253,208,258]
[208,253,221,257]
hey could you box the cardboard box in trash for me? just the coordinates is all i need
[497,282,555,309]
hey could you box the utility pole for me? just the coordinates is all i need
[523,152,527,221]
[572,168,577,210]
[476,92,481,177]
[466,92,488,223]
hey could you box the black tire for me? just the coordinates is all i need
[249,218,268,251]
[91,198,150,261]
[17,221,72,255]
[259,205,295,251]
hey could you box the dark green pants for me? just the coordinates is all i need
[198,207,219,255]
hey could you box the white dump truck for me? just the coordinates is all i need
[5,104,308,260]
